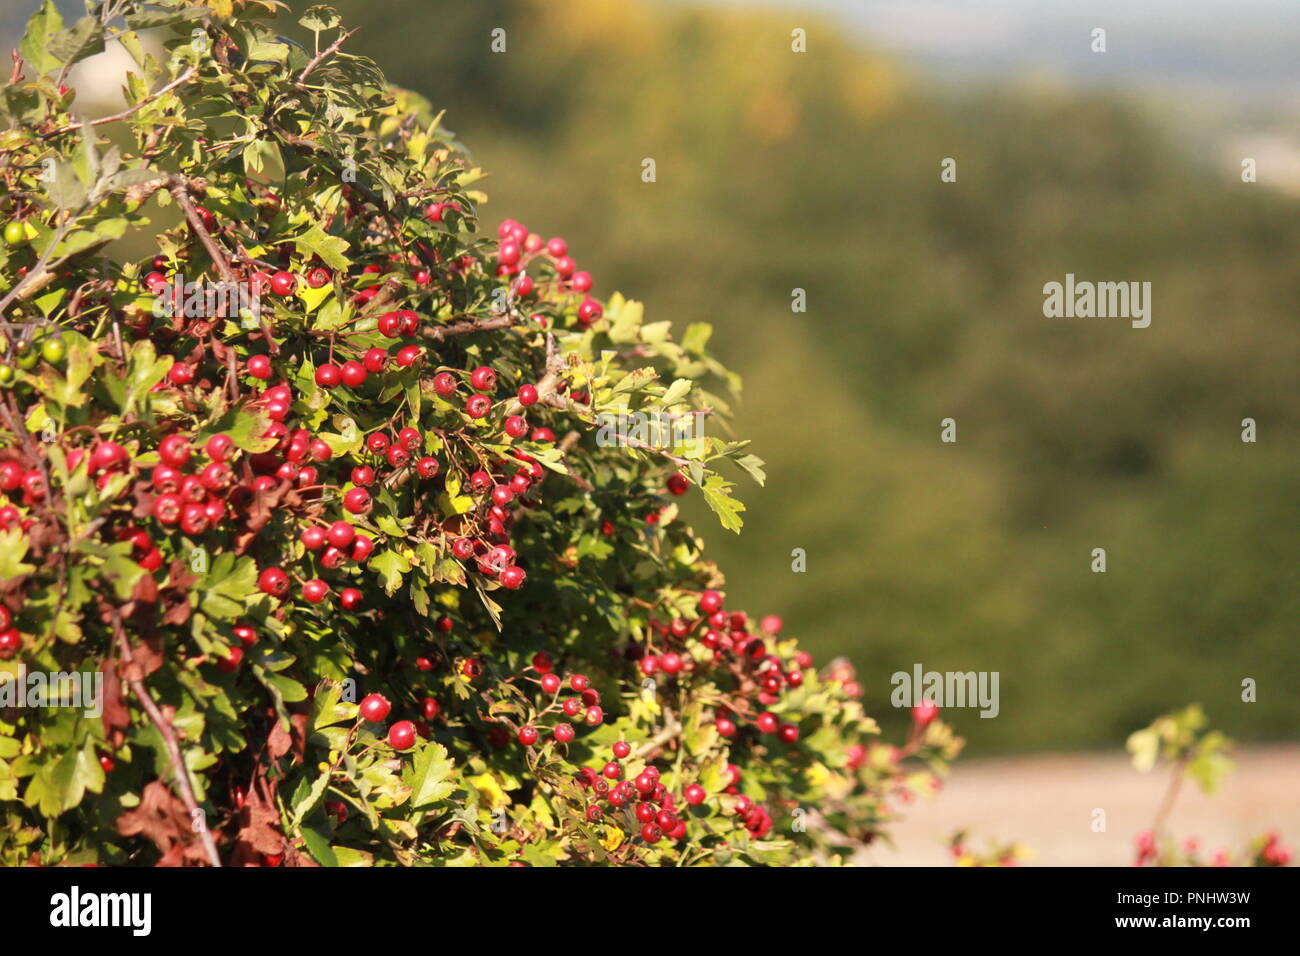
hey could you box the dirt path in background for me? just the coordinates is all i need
[864,744,1300,866]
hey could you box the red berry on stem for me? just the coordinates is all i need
[388,721,416,750]
[258,567,289,596]
[359,693,391,722]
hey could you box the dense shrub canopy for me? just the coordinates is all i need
[0,0,960,866]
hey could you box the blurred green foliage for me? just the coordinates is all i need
[311,0,1299,752]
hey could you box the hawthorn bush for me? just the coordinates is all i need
[0,0,962,866]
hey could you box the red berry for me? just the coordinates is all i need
[914,700,939,725]
[269,271,297,296]
[343,487,371,514]
[540,673,562,695]
[315,364,342,388]
[351,465,374,487]
[469,366,496,392]
[258,567,289,597]
[612,741,631,759]
[553,723,575,744]
[777,722,799,744]
[152,493,183,525]
[341,361,367,388]
[395,345,422,367]
[500,565,526,589]
[504,415,528,439]
[326,521,355,548]
[302,579,330,604]
[416,457,439,479]
[517,384,538,406]
[641,823,662,844]
[699,590,723,615]
[359,693,391,722]
[388,721,416,750]
[756,712,778,734]
[351,534,374,562]
[466,394,491,419]
[90,441,127,474]
[180,503,210,535]
[666,473,689,495]
[200,462,233,493]
[518,726,538,746]
[433,372,457,397]
[246,355,273,380]
[363,348,388,373]
[684,784,706,806]
[0,628,22,659]
[159,434,191,467]
[217,646,243,672]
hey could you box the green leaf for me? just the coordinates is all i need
[401,741,455,809]
[1126,727,1159,773]
[681,322,713,355]
[369,550,411,595]
[19,0,64,76]
[46,161,87,210]
[292,223,351,270]
[309,679,357,732]
[200,553,258,620]
[733,453,766,486]
[0,528,36,580]
[660,378,692,407]
[47,17,105,71]
[700,474,746,534]
[290,771,331,830]
[300,5,342,31]
[301,825,339,866]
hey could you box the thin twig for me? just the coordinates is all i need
[295,29,357,87]
[112,610,223,867]
[43,66,198,139]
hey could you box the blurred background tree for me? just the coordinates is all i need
[9,0,1295,754]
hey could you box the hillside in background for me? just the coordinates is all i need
[6,0,1294,755]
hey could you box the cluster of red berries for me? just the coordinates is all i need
[576,758,693,844]
[517,668,605,744]
[636,591,811,745]
[492,219,604,329]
